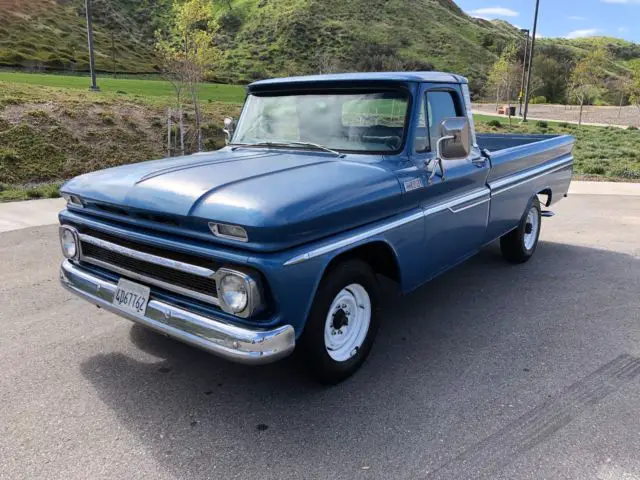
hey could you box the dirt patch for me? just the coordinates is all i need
[476,103,640,128]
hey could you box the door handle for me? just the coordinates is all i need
[472,157,487,167]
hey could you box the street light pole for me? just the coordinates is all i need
[523,0,540,122]
[518,29,530,116]
[85,0,99,91]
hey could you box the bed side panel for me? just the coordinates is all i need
[484,136,574,243]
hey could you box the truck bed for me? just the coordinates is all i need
[478,133,574,185]
[477,133,563,152]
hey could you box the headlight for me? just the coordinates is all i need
[59,226,80,259]
[215,268,263,318]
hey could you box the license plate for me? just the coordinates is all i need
[113,278,150,316]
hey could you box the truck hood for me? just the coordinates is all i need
[62,148,404,251]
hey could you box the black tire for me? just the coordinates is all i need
[299,259,380,385]
[500,196,542,264]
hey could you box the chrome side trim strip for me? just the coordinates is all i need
[284,210,424,266]
[284,187,491,266]
[490,157,573,195]
[449,197,490,213]
[60,260,294,365]
[79,234,216,278]
[424,187,489,216]
[81,256,221,306]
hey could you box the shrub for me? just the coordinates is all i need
[582,165,606,175]
[487,119,502,128]
[628,125,638,131]
[536,120,549,129]
[531,96,547,104]
[26,189,43,199]
[558,122,569,128]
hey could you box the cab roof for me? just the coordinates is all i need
[248,71,468,91]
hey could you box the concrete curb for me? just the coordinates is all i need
[0,182,638,233]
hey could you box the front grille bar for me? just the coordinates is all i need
[80,256,220,306]
[78,234,220,307]
[79,234,216,278]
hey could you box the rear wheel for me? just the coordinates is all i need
[500,197,542,264]
[299,260,379,384]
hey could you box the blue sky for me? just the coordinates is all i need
[456,0,639,42]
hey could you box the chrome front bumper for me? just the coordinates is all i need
[60,260,295,365]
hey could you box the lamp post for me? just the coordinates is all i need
[518,29,530,116]
[523,0,540,122]
[85,0,99,91]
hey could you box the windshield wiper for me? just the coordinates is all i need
[231,141,344,157]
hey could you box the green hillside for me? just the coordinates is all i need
[0,0,170,73]
[0,0,638,93]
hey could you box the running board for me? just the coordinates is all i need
[541,210,555,218]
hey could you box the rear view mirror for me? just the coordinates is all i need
[438,117,471,160]
[223,117,235,144]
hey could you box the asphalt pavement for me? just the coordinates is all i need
[0,194,639,480]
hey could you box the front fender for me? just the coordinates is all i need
[249,209,426,337]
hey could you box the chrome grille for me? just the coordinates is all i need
[78,232,219,306]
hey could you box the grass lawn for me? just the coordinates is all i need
[0,72,247,104]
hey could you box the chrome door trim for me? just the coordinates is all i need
[79,234,216,278]
[490,157,573,195]
[80,256,221,306]
[284,187,491,266]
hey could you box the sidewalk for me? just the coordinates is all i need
[0,198,65,233]
[0,182,638,233]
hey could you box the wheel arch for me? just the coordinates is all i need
[537,187,553,207]
[321,240,402,285]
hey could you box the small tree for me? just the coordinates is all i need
[156,0,221,152]
[568,48,610,126]
[487,43,521,122]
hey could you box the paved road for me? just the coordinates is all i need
[1,195,639,480]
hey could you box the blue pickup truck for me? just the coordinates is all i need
[58,72,574,383]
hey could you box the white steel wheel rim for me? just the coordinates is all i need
[524,207,539,251]
[324,284,371,362]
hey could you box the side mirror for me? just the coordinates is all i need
[438,117,471,160]
[222,117,235,144]
[429,117,471,183]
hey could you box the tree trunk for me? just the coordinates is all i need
[191,88,203,152]
[578,99,584,127]
[167,107,172,157]
[618,93,625,118]
[179,106,185,156]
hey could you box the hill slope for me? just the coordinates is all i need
[0,0,638,89]
[0,0,170,73]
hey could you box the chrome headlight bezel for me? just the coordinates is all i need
[59,225,81,260]
[214,268,264,318]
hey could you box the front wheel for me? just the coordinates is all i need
[299,260,379,384]
[500,197,542,264]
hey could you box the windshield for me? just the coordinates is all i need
[232,90,411,153]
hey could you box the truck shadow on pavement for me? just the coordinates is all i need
[80,241,640,479]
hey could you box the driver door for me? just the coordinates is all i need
[411,84,491,279]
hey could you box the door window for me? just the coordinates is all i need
[427,91,460,148]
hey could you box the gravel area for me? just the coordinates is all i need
[476,103,640,128]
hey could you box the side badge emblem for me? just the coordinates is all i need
[403,178,424,192]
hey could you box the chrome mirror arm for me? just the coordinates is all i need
[429,135,455,184]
